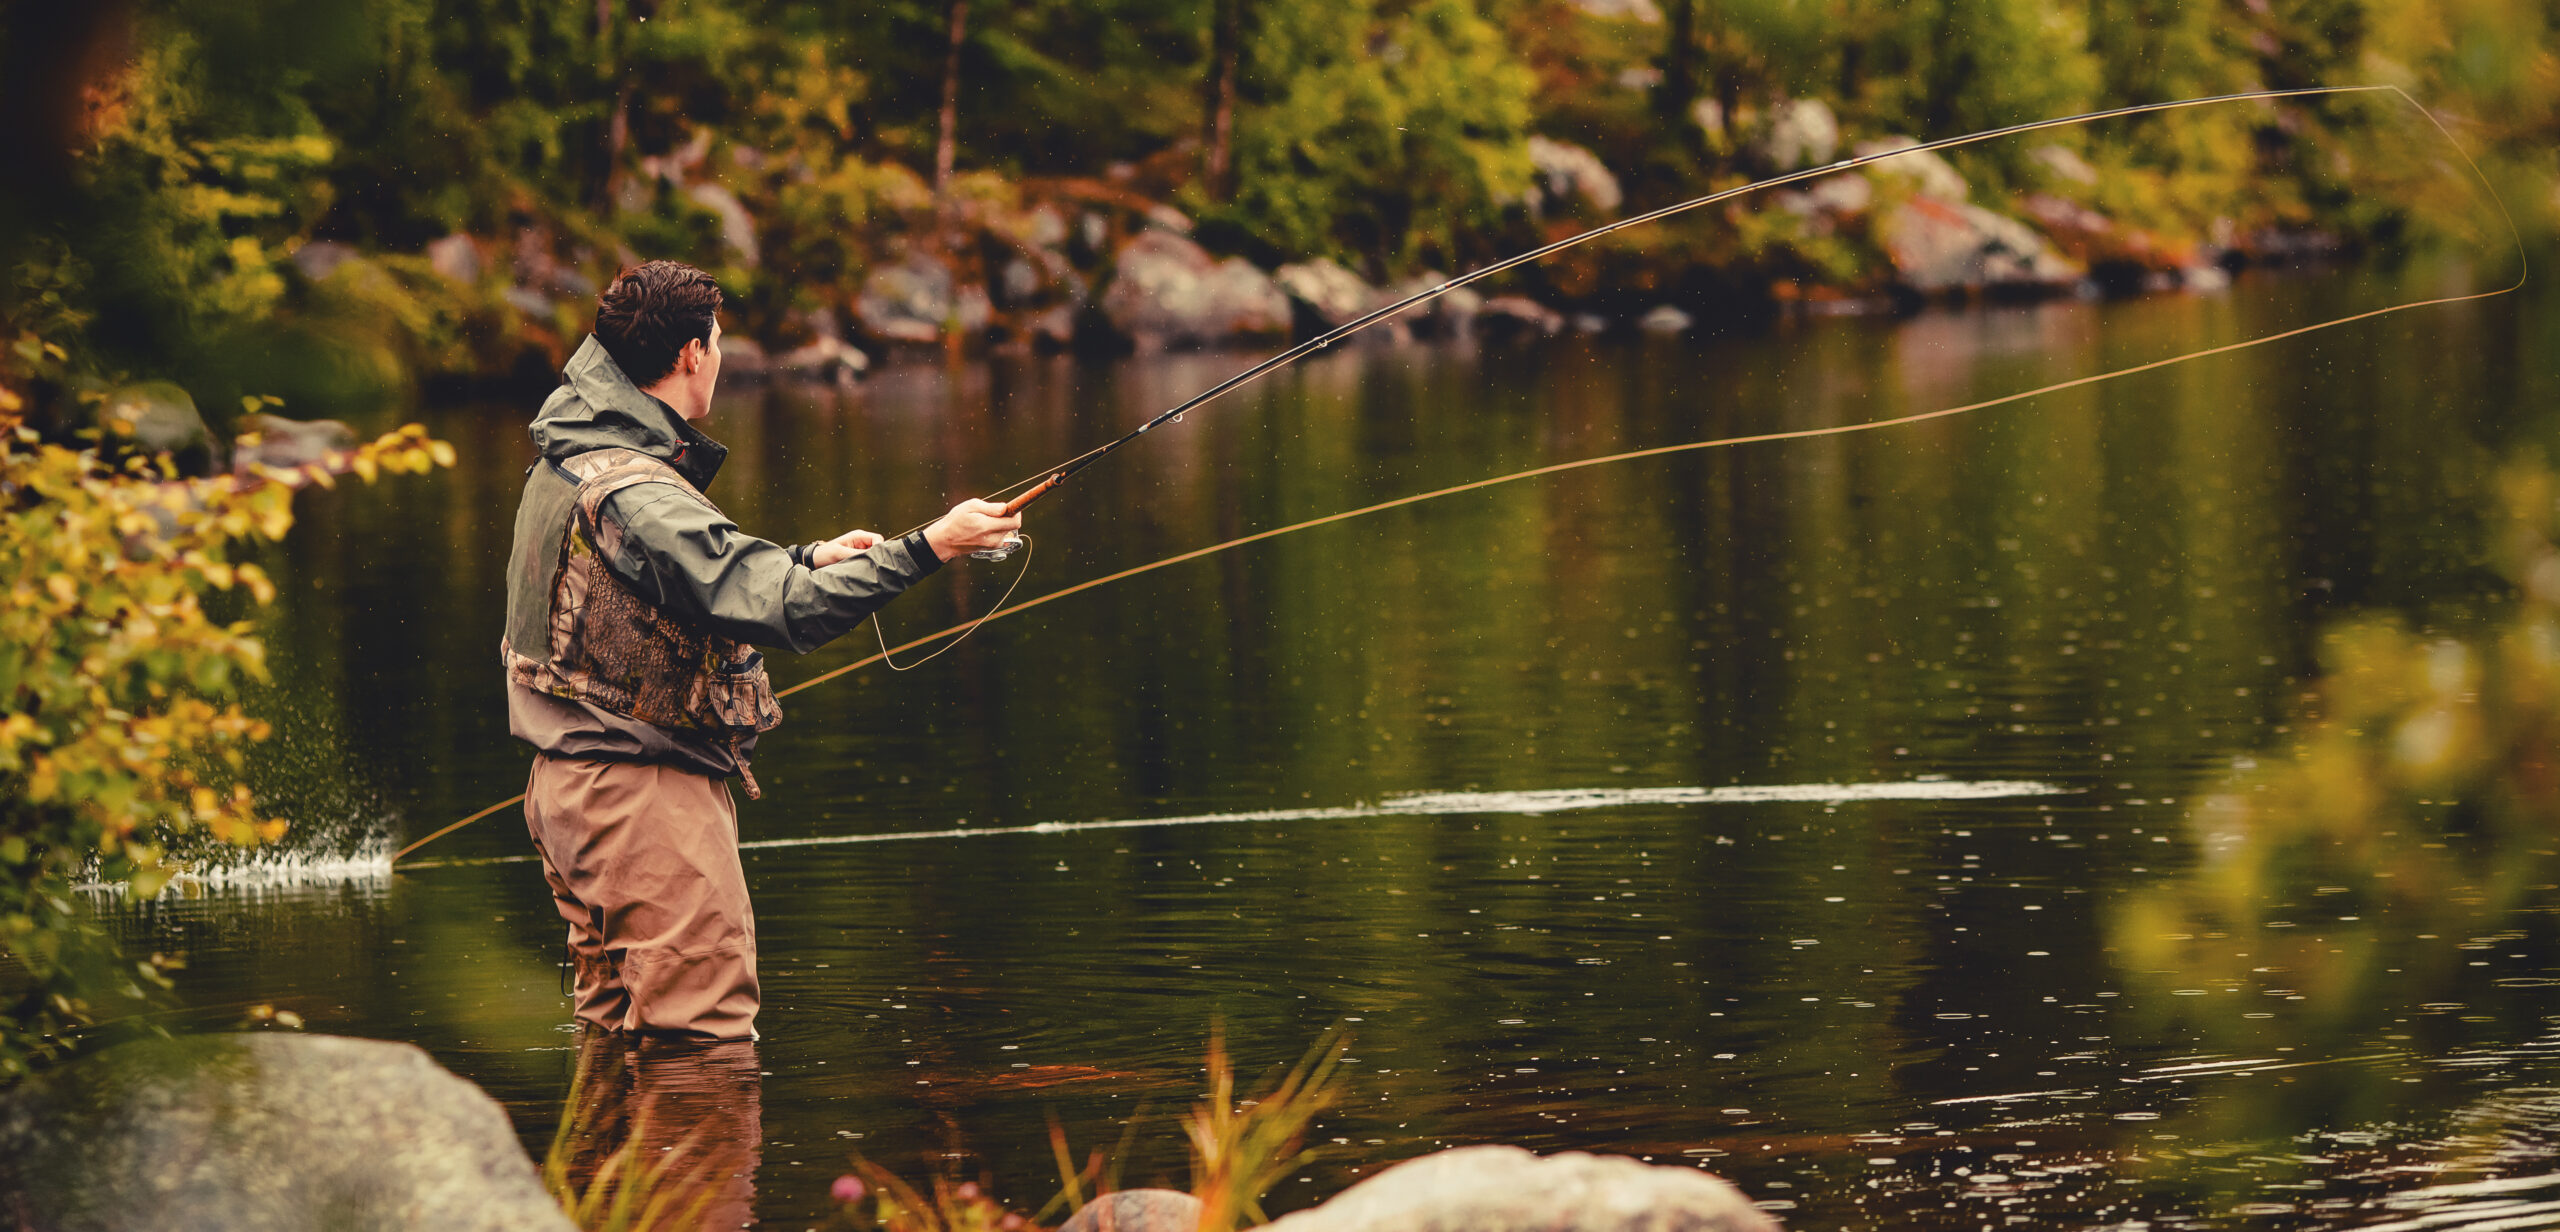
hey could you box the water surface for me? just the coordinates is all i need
[123,253,2560,1228]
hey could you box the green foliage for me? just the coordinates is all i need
[0,334,451,1081]
[2117,457,2560,1028]
[1208,0,1536,271]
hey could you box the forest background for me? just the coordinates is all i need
[3,0,2557,436]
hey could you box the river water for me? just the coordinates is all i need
[108,253,2560,1229]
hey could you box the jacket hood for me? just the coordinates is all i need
[529,335,728,491]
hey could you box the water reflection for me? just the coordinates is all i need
[554,1029,764,1231]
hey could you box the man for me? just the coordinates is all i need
[503,260,1017,1040]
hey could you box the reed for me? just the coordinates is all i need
[1184,1026,1351,1232]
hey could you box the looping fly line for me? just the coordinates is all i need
[391,83,2525,866]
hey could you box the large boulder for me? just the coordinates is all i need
[1275,258,1408,344]
[1526,136,1624,217]
[684,182,760,267]
[1876,197,2079,294]
[97,381,211,456]
[1097,230,1291,351]
[1265,1146,1777,1232]
[0,1033,574,1232]
[860,252,992,344]
[1384,272,1483,339]
[1853,137,1969,202]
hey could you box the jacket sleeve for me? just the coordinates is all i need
[594,481,944,654]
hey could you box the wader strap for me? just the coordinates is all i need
[731,733,762,801]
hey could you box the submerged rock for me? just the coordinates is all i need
[1639,304,1695,333]
[235,412,357,472]
[0,1032,572,1232]
[1265,1145,1776,1232]
[1097,230,1291,351]
[1475,295,1564,340]
[1059,1189,1205,1232]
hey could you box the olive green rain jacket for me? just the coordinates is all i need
[503,335,941,783]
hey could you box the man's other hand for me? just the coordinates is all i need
[808,528,884,568]
[923,499,1022,561]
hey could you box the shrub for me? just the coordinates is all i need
[0,333,451,1081]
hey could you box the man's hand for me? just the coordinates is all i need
[923,498,1022,561]
[808,528,883,569]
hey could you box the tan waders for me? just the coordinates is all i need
[524,755,760,1040]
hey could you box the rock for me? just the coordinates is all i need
[774,335,871,385]
[1264,1145,1777,1232]
[1275,258,1408,343]
[1690,98,1725,143]
[684,182,761,267]
[1639,304,1694,333]
[1385,272,1483,339]
[1773,172,1870,236]
[1805,171,1873,215]
[1570,0,1664,21]
[1022,303,1079,349]
[1853,137,1968,202]
[1526,137,1623,216]
[98,381,211,455]
[1059,1189,1205,1232]
[1876,198,2079,293]
[1474,295,1563,340]
[1760,98,1840,171]
[2031,144,2099,187]
[1097,230,1291,350]
[860,252,992,343]
[503,286,558,319]
[1275,258,1379,327]
[426,233,483,284]
[290,240,359,282]
[234,413,356,472]
[0,1033,573,1232]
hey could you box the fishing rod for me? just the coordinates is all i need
[396,82,2520,862]
[957,82,2415,541]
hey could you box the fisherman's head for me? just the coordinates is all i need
[596,259,725,419]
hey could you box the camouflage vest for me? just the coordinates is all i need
[501,448,782,796]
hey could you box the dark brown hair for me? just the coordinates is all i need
[594,260,723,385]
